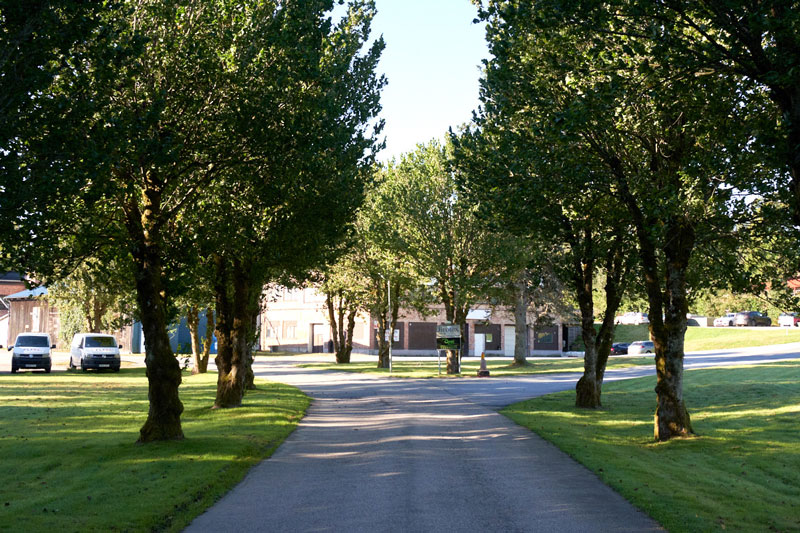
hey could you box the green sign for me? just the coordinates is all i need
[436,337,461,350]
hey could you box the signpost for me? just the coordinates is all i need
[436,324,462,375]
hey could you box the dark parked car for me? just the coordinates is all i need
[610,343,629,355]
[734,311,772,327]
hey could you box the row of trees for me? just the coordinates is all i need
[0,0,384,442]
[316,139,552,375]
[450,0,800,441]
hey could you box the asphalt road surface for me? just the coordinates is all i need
[184,344,800,532]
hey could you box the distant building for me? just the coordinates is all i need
[4,287,60,348]
[260,286,580,356]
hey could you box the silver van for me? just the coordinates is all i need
[9,333,54,373]
[69,333,122,372]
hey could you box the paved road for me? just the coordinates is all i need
[185,344,800,532]
[187,361,661,532]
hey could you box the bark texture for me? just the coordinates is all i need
[193,306,213,374]
[613,158,694,440]
[440,285,468,374]
[212,254,245,408]
[574,231,627,409]
[187,304,202,371]
[326,290,356,364]
[652,219,695,440]
[513,277,529,366]
[572,227,600,408]
[124,192,184,443]
[376,280,399,369]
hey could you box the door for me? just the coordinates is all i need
[311,324,325,353]
[504,326,515,356]
[474,333,485,357]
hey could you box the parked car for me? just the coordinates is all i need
[733,311,772,327]
[628,340,655,355]
[614,312,650,325]
[9,333,54,373]
[610,342,629,355]
[778,312,800,327]
[68,333,122,372]
[713,313,736,327]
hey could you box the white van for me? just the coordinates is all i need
[69,333,122,372]
[9,333,54,373]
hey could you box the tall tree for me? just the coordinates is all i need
[470,1,787,438]
[0,0,383,439]
[202,0,385,406]
[378,140,507,374]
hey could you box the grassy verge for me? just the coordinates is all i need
[501,362,800,532]
[603,324,800,351]
[300,356,652,378]
[0,368,309,532]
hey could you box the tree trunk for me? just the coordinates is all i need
[326,292,340,355]
[326,290,354,364]
[90,296,106,333]
[513,276,529,366]
[195,306,213,374]
[375,278,399,369]
[446,320,466,374]
[614,163,694,440]
[376,326,390,368]
[243,301,259,390]
[572,230,600,408]
[124,196,184,443]
[339,308,356,364]
[187,304,202,371]
[576,233,628,408]
[232,261,254,395]
[212,254,245,409]
[652,222,695,440]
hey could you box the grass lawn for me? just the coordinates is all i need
[612,324,800,351]
[0,368,309,532]
[501,361,800,532]
[300,356,652,378]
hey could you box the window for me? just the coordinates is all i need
[85,336,117,348]
[537,331,554,344]
[283,321,297,339]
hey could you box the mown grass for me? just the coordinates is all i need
[501,362,800,532]
[300,356,652,378]
[611,324,800,351]
[0,369,309,532]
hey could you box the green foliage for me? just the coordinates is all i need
[0,369,309,531]
[502,362,800,532]
[301,357,652,378]
[47,257,136,334]
[56,305,85,346]
[376,140,512,326]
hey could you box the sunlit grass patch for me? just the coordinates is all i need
[0,369,309,532]
[502,362,800,532]
[300,356,651,378]
[609,324,800,351]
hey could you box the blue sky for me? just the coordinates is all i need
[369,1,489,161]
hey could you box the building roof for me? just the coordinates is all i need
[5,286,48,300]
[466,309,492,321]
